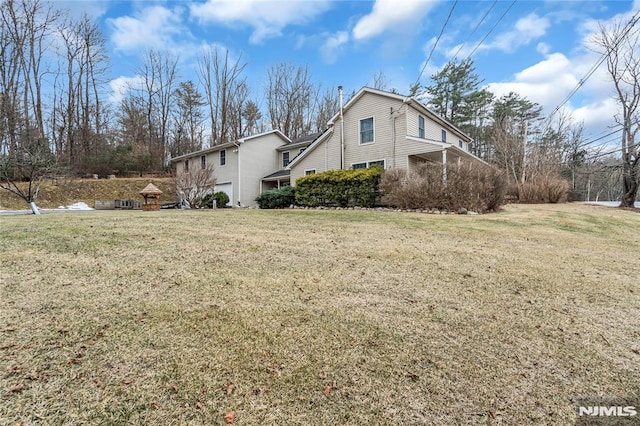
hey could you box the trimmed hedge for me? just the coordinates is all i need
[255,186,296,209]
[202,191,230,208]
[295,167,383,208]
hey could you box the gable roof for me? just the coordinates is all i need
[287,86,474,170]
[170,129,290,162]
[328,87,471,142]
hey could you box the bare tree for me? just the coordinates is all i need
[174,163,216,208]
[170,80,206,158]
[0,0,61,157]
[0,137,56,214]
[198,46,248,145]
[53,13,109,173]
[594,17,640,207]
[265,63,315,139]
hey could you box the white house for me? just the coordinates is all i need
[171,130,317,207]
[287,87,483,183]
[171,87,485,207]
[172,130,290,207]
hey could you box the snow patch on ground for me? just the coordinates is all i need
[584,201,640,208]
[57,202,94,210]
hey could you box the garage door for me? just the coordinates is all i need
[214,182,233,207]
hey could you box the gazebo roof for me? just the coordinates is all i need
[139,183,163,196]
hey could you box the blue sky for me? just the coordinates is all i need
[63,0,640,143]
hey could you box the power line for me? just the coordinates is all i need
[450,0,497,62]
[413,0,458,88]
[464,0,517,62]
[544,10,640,124]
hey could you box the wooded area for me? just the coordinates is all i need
[1,0,637,206]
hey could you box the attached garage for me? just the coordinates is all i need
[214,182,233,207]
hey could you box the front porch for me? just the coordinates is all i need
[261,169,291,192]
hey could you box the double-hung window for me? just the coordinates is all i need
[418,116,425,139]
[184,159,189,172]
[283,152,290,167]
[360,117,374,144]
[441,129,447,143]
[220,149,226,166]
[200,155,206,169]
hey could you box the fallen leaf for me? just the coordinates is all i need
[323,385,331,397]
[226,384,235,395]
[10,383,25,393]
[196,401,204,409]
[224,411,235,424]
[151,402,159,410]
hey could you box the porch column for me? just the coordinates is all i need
[442,149,447,185]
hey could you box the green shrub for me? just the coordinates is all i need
[295,166,382,207]
[255,186,296,209]
[202,191,230,208]
[380,162,506,213]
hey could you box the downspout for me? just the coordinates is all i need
[391,107,396,169]
[339,85,344,169]
[233,140,242,207]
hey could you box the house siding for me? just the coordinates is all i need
[289,89,482,183]
[173,131,289,207]
[239,133,286,206]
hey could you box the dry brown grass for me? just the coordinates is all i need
[1,204,639,424]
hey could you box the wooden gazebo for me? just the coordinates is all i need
[139,183,163,211]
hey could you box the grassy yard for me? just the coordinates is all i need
[1,204,639,425]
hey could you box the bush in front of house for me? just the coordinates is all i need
[380,162,506,213]
[295,166,383,208]
[514,175,570,203]
[255,186,296,209]
[202,191,230,208]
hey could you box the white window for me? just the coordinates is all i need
[352,160,385,170]
[220,149,226,166]
[458,140,464,149]
[283,152,290,167]
[418,116,425,139]
[200,155,206,169]
[359,117,374,144]
[304,169,316,176]
[441,129,447,143]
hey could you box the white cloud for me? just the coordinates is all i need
[108,6,188,53]
[478,13,550,54]
[352,0,439,41]
[487,53,579,111]
[108,75,144,105]
[190,0,332,44]
[321,31,349,64]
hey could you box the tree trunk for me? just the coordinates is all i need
[619,160,638,207]
[29,201,41,214]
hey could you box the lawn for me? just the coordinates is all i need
[1,204,639,425]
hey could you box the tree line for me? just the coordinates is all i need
[1,0,637,208]
[0,0,340,178]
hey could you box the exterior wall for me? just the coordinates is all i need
[406,106,470,150]
[239,133,287,206]
[291,91,464,181]
[336,92,404,170]
[290,131,340,184]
